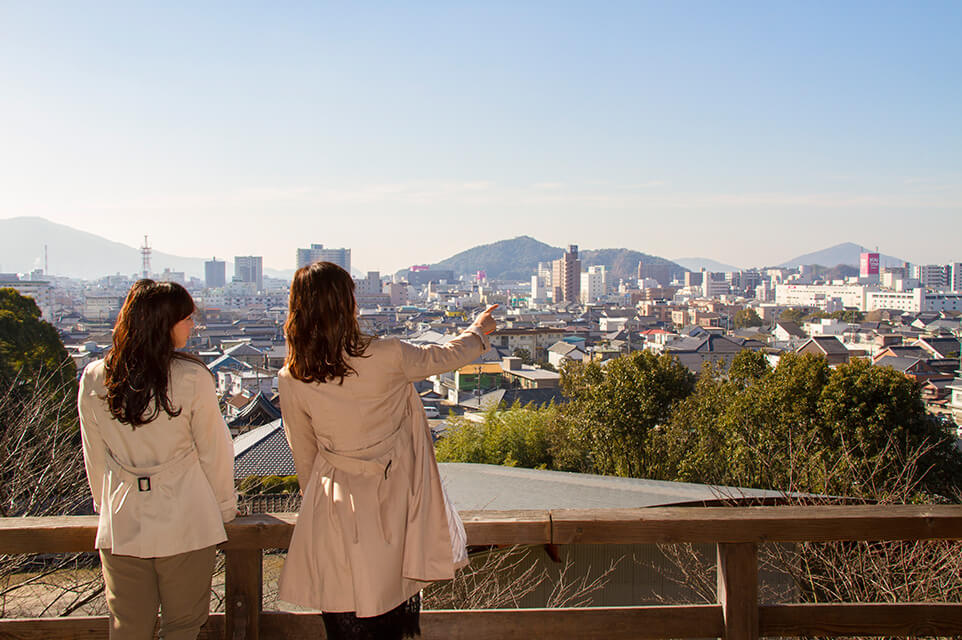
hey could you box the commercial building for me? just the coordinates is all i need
[865,289,962,313]
[205,258,226,288]
[775,283,871,311]
[234,256,263,291]
[297,244,351,273]
[701,272,730,298]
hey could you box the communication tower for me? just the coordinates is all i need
[140,235,152,279]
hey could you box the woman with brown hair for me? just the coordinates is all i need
[277,261,497,640]
[78,280,236,640]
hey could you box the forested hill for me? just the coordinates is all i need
[423,235,685,282]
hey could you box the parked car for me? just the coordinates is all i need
[423,406,440,418]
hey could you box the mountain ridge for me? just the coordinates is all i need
[778,242,905,269]
[0,217,292,280]
[424,235,686,282]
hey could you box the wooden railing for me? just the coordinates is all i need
[2,505,962,639]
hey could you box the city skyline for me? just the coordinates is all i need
[1,2,960,271]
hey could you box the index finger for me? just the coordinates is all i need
[484,304,499,313]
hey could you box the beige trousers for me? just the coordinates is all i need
[99,546,217,640]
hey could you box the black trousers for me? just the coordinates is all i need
[321,592,421,640]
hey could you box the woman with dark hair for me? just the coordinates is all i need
[277,261,497,640]
[78,280,236,640]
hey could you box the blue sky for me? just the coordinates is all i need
[1,1,959,272]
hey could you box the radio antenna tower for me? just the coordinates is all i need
[140,235,152,278]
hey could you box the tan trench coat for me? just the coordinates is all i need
[78,358,237,558]
[277,329,488,616]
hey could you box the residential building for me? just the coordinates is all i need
[796,336,850,366]
[500,357,561,389]
[355,271,390,307]
[0,274,55,319]
[580,265,606,304]
[490,327,567,361]
[547,341,587,369]
[297,244,351,272]
[637,261,671,287]
[684,271,703,288]
[551,245,581,304]
[949,263,962,292]
[530,274,548,307]
[914,264,948,290]
[701,271,730,298]
[234,256,263,291]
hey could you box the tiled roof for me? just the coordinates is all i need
[233,420,296,479]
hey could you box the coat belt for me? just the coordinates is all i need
[315,426,403,545]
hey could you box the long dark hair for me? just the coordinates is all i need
[284,262,372,384]
[104,279,197,427]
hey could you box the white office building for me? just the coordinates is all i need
[580,265,607,304]
[296,244,351,273]
[775,283,871,311]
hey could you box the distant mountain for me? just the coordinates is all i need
[431,236,563,281]
[424,235,684,282]
[579,248,685,282]
[778,243,905,269]
[673,257,740,273]
[0,217,297,280]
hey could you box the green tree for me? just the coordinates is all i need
[0,288,75,389]
[815,358,959,497]
[436,402,561,469]
[562,352,694,478]
[779,308,806,324]
[512,348,534,365]
[733,308,763,329]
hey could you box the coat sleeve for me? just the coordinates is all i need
[278,373,318,495]
[189,365,238,522]
[77,365,106,514]
[398,328,491,382]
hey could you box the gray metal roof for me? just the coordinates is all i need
[439,463,783,510]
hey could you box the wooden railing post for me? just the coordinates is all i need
[224,549,262,640]
[717,542,758,640]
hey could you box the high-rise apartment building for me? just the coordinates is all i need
[637,261,671,287]
[581,265,607,304]
[234,256,263,291]
[297,244,351,273]
[551,245,581,304]
[949,263,962,292]
[914,264,948,290]
[701,271,730,298]
[205,257,226,288]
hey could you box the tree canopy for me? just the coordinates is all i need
[0,288,75,387]
[436,346,961,501]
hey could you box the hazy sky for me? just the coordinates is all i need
[1,2,960,272]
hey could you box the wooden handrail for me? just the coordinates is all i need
[1,505,961,639]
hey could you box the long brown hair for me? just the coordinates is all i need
[104,279,198,427]
[284,261,372,384]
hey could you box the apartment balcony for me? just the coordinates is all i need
[1,506,961,639]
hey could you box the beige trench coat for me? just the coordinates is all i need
[78,358,237,558]
[277,329,488,617]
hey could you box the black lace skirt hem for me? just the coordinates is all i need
[321,592,421,640]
